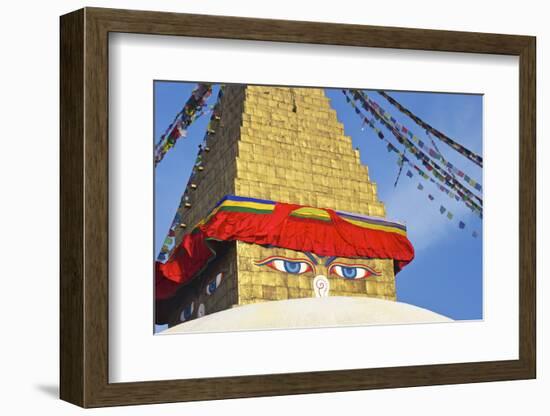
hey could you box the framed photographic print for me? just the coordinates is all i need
[60,7,536,408]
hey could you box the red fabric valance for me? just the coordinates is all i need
[156,197,414,300]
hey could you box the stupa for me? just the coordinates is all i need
[155,85,415,327]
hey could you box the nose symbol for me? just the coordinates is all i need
[313,275,329,298]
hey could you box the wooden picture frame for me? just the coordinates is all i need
[60,7,536,408]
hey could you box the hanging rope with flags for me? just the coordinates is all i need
[342,90,481,235]
[157,85,225,262]
[377,91,483,168]
[154,83,213,167]
[342,89,482,220]
[348,89,483,211]
[364,95,482,194]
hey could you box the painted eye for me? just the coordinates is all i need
[205,272,224,296]
[329,264,379,280]
[179,302,194,322]
[255,257,313,275]
[272,260,310,274]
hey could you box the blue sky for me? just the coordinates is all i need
[154,81,483,321]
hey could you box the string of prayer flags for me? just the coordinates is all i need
[202,85,224,142]
[157,146,205,261]
[386,147,480,235]
[342,89,483,217]
[342,89,481,217]
[377,90,483,168]
[355,89,481,200]
[154,83,213,167]
[157,86,226,262]
[411,132,481,192]
[351,90,483,206]
[347,89,483,214]
[346,92,387,142]
[345,88,481,238]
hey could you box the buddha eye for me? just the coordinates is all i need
[205,272,224,296]
[329,263,380,280]
[179,301,194,322]
[255,256,314,275]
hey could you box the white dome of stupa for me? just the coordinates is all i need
[163,296,452,334]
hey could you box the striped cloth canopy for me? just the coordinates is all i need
[156,195,414,300]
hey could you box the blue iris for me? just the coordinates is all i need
[283,261,301,274]
[341,266,357,279]
[208,280,217,294]
[183,305,193,320]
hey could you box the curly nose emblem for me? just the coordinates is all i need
[313,275,330,298]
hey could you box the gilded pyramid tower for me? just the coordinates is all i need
[156,85,409,326]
